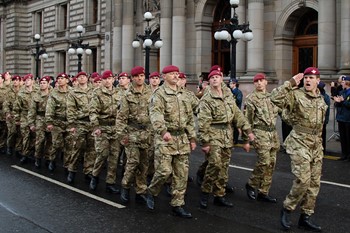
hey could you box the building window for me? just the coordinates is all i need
[57,51,67,73]
[58,4,68,30]
[34,11,43,34]
[86,0,98,25]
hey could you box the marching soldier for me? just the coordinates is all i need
[244,73,279,203]
[89,70,121,193]
[3,75,22,156]
[146,65,196,218]
[149,71,161,92]
[28,76,52,168]
[271,67,326,232]
[66,71,96,184]
[197,69,254,209]
[45,73,71,172]
[116,66,152,204]
[3,71,12,89]
[13,74,36,163]
[0,74,8,153]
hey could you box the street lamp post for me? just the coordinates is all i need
[33,34,48,79]
[68,25,92,72]
[132,12,163,81]
[214,0,253,81]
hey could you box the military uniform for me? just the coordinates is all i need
[45,85,71,170]
[245,88,280,198]
[148,80,196,208]
[198,79,251,200]
[89,74,122,191]
[116,81,152,200]
[66,82,96,180]
[0,82,8,151]
[271,68,326,232]
[27,83,52,166]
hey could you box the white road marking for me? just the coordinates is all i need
[229,164,350,189]
[11,165,126,209]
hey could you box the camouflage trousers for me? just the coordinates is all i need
[67,126,96,175]
[122,145,149,194]
[34,129,52,160]
[92,130,120,184]
[248,146,278,195]
[21,123,35,157]
[201,146,231,197]
[148,153,189,207]
[6,121,22,152]
[48,124,71,168]
[283,153,323,215]
[0,120,7,148]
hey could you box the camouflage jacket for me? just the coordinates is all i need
[270,79,327,158]
[13,87,34,124]
[115,83,152,148]
[66,85,94,128]
[181,87,199,115]
[244,90,280,149]
[149,83,196,155]
[45,86,70,126]
[89,86,121,130]
[28,90,51,128]
[198,85,251,148]
[3,86,19,117]
[0,85,7,121]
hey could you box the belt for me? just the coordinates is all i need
[37,111,45,117]
[254,124,276,132]
[79,116,90,122]
[294,125,320,135]
[99,117,116,126]
[128,122,148,130]
[210,123,229,129]
[168,129,185,136]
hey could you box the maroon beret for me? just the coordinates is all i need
[101,70,114,79]
[12,75,21,81]
[162,65,179,74]
[40,76,51,83]
[3,71,10,76]
[303,67,320,76]
[93,77,102,83]
[253,73,266,82]
[209,65,222,73]
[23,74,34,81]
[75,71,88,79]
[149,72,160,78]
[208,70,222,79]
[118,72,129,78]
[131,66,145,76]
[179,72,187,79]
[90,72,100,79]
[71,77,77,82]
[56,73,69,79]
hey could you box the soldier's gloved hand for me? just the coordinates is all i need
[163,132,172,142]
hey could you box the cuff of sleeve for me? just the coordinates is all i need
[289,78,297,87]
[160,130,167,137]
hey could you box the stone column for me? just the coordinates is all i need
[112,0,123,72]
[246,0,264,74]
[121,0,134,72]
[235,0,246,77]
[172,0,186,70]
[340,0,350,73]
[160,0,172,69]
[318,0,336,74]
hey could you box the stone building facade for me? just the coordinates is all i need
[0,0,349,94]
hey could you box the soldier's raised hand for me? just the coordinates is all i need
[292,73,304,86]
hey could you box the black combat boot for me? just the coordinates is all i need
[34,158,41,169]
[48,161,56,172]
[245,183,256,200]
[225,183,235,194]
[145,190,155,210]
[6,147,13,156]
[280,208,292,230]
[172,206,192,218]
[20,156,28,164]
[298,213,322,232]
[106,184,120,194]
[196,173,204,187]
[120,188,130,203]
[257,192,277,203]
[89,176,98,190]
[67,171,76,184]
[213,196,233,207]
[199,192,209,209]
[135,193,147,204]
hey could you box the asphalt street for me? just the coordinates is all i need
[0,138,349,233]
